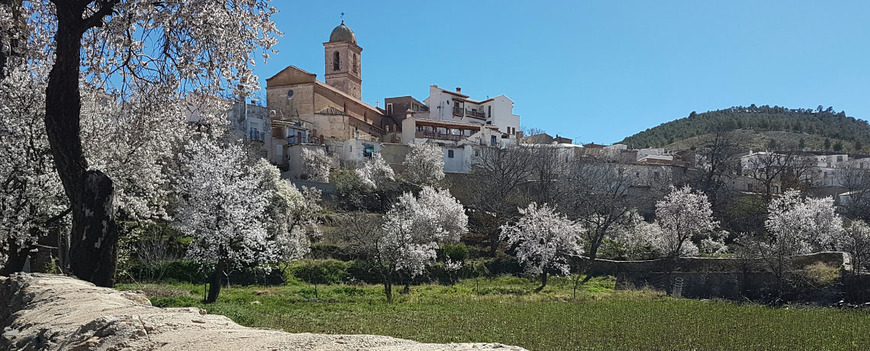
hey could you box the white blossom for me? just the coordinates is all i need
[765,190,842,254]
[356,154,395,189]
[174,137,273,268]
[611,211,665,259]
[80,86,188,222]
[655,186,717,257]
[836,220,870,273]
[301,148,333,183]
[444,259,463,273]
[380,186,468,277]
[402,143,444,186]
[252,159,320,262]
[0,64,67,264]
[500,203,584,277]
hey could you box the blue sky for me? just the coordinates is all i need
[251,0,870,145]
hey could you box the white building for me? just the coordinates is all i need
[227,101,268,143]
[422,85,520,137]
[393,85,523,173]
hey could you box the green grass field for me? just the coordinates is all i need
[118,276,870,350]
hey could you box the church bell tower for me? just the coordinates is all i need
[324,21,362,99]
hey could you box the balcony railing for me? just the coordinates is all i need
[416,131,463,141]
[466,109,486,119]
[452,106,486,119]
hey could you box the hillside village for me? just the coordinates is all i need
[229,22,870,214]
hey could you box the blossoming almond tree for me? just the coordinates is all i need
[356,154,395,190]
[756,190,842,291]
[500,203,584,291]
[837,220,870,274]
[655,186,717,258]
[252,159,321,263]
[301,148,333,182]
[365,186,467,302]
[175,138,270,303]
[11,0,278,286]
[765,190,842,254]
[402,143,444,186]
[0,65,68,273]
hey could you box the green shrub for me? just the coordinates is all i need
[127,260,208,284]
[484,254,523,277]
[291,259,349,285]
[346,260,383,284]
[438,243,469,262]
[308,244,354,261]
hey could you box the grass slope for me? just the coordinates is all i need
[119,277,870,350]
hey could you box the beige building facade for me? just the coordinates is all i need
[266,22,386,167]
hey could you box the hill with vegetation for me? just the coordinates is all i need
[621,105,870,152]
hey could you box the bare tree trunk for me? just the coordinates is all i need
[535,272,548,292]
[206,259,226,303]
[44,2,120,287]
[384,279,393,303]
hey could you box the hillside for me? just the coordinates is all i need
[620,105,870,152]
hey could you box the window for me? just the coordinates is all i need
[448,150,454,158]
[352,53,358,73]
[488,105,492,117]
[333,51,340,71]
[386,103,393,115]
[490,135,497,146]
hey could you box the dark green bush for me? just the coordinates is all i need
[308,244,355,261]
[438,243,469,262]
[291,259,350,285]
[484,254,523,277]
[126,260,208,284]
[346,259,383,284]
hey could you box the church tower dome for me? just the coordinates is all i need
[329,21,356,44]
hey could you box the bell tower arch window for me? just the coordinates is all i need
[333,51,340,71]
[352,53,358,74]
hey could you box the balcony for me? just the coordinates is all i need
[466,109,486,119]
[416,131,463,141]
[452,106,486,119]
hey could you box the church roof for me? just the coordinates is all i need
[317,106,345,115]
[329,21,356,44]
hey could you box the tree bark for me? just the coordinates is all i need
[535,272,548,292]
[206,259,226,303]
[383,279,393,303]
[44,2,120,287]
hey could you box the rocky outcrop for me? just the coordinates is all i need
[0,274,525,351]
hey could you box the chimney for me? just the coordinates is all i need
[456,87,461,93]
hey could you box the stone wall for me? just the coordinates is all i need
[583,252,851,303]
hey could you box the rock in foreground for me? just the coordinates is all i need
[0,274,525,351]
